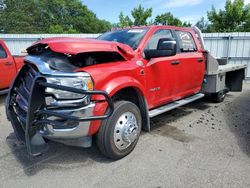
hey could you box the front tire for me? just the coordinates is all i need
[96,101,142,160]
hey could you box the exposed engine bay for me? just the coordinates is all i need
[27,44,125,71]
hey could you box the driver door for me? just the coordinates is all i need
[144,29,180,108]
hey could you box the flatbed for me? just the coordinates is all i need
[218,64,247,74]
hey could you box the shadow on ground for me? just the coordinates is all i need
[225,89,250,157]
[6,132,113,177]
[0,95,6,106]
[149,98,211,142]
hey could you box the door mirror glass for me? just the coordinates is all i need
[144,38,177,59]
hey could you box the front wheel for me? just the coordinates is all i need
[96,101,142,160]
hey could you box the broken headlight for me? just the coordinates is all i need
[45,76,94,99]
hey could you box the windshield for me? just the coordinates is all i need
[97,28,148,50]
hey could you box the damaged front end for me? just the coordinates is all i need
[6,56,114,157]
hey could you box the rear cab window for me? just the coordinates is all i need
[0,44,7,58]
[175,31,197,53]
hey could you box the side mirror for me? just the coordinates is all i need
[144,38,177,59]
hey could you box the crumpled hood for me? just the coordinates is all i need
[27,37,135,60]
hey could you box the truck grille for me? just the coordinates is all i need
[12,65,38,129]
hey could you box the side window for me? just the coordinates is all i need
[0,44,7,58]
[176,31,197,52]
[145,29,173,50]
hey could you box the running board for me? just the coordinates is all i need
[149,93,205,118]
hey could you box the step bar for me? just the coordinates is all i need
[149,93,205,118]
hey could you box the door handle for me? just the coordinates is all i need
[197,59,204,63]
[171,61,180,65]
[5,62,12,66]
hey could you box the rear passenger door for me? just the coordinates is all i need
[174,30,205,96]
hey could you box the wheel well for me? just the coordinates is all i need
[112,87,150,132]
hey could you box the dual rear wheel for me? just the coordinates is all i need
[211,90,226,103]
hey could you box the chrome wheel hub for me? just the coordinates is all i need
[114,112,139,150]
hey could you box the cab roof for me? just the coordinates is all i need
[112,25,194,32]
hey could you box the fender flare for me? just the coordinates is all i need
[101,76,150,132]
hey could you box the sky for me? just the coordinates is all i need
[82,0,250,24]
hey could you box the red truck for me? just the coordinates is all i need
[0,40,24,94]
[6,26,246,159]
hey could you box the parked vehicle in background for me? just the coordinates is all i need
[0,40,24,94]
[5,26,247,160]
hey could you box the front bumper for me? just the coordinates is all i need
[40,103,95,139]
[6,64,114,156]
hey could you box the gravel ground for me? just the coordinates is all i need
[0,84,249,188]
